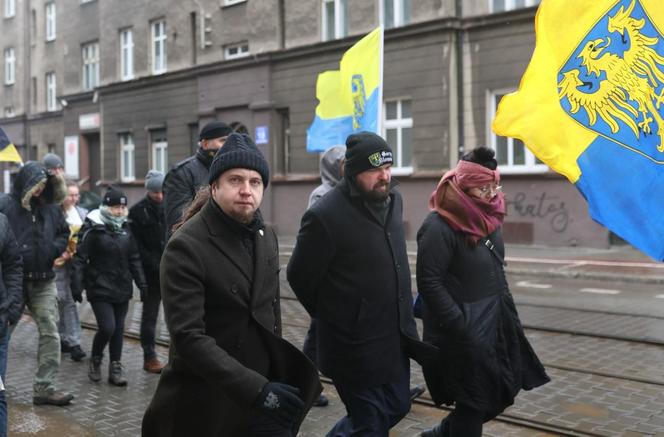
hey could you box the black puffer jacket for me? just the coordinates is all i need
[417,212,549,419]
[129,196,166,276]
[71,209,148,303]
[0,213,23,336]
[0,161,69,281]
[163,148,214,236]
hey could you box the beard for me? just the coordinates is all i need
[360,182,390,202]
[227,206,256,224]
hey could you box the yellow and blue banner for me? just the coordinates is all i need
[307,27,383,152]
[493,0,664,260]
[0,127,22,163]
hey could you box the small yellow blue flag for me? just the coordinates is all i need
[307,27,383,152]
[0,127,22,163]
[493,0,664,261]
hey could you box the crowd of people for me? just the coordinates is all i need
[0,121,551,437]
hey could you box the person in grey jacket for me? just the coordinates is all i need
[0,212,23,437]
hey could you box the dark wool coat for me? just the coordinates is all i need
[287,178,435,388]
[70,210,147,303]
[0,162,68,281]
[0,213,23,337]
[128,196,166,278]
[417,212,550,419]
[163,148,212,235]
[142,200,322,437]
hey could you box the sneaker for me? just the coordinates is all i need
[70,345,87,362]
[313,393,329,407]
[33,389,74,406]
[88,356,102,382]
[143,357,164,374]
[108,361,127,386]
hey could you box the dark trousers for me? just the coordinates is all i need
[302,318,318,364]
[90,301,129,362]
[140,274,161,360]
[443,403,484,437]
[246,413,293,437]
[326,360,411,437]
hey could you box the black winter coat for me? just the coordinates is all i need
[288,178,435,387]
[0,213,23,337]
[71,210,147,303]
[129,196,166,276]
[417,212,549,419]
[163,148,213,235]
[0,162,69,281]
[142,200,321,437]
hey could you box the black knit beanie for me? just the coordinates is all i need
[199,121,233,141]
[208,133,270,187]
[344,131,393,177]
[102,186,128,206]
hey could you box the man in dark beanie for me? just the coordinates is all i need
[129,170,166,374]
[143,133,321,437]
[0,161,73,406]
[288,131,432,436]
[163,120,232,236]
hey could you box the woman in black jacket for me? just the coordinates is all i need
[71,187,147,386]
[417,147,549,437]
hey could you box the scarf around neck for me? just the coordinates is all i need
[100,206,128,233]
[428,160,506,243]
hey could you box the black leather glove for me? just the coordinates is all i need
[139,288,147,302]
[72,289,83,303]
[254,382,304,428]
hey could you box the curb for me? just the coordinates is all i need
[506,267,664,285]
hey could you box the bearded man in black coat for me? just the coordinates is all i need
[288,132,433,436]
[142,133,321,437]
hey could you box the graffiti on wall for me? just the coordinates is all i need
[506,192,570,233]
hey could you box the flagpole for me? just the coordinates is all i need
[377,26,384,137]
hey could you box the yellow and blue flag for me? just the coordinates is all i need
[307,27,383,152]
[0,127,22,163]
[493,0,664,260]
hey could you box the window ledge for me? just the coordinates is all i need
[391,166,413,176]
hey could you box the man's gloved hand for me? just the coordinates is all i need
[254,382,304,428]
[139,288,147,302]
[72,289,83,303]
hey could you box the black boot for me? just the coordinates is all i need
[108,361,127,386]
[421,420,447,437]
[70,345,87,362]
[88,356,102,382]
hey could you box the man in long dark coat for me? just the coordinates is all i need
[142,133,321,437]
[288,132,433,436]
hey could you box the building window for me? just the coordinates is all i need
[120,28,134,81]
[151,19,167,75]
[224,42,250,60]
[381,0,410,29]
[82,42,100,90]
[152,139,168,174]
[45,72,56,112]
[4,48,15,85]
[322,0,347,41]
[45,2,56,42]
[491,0,540,13]
[120,133,135,182]
[4,0,15,18]
[488,89,547,173]
[383,99,413,173]
[3,106,15,118]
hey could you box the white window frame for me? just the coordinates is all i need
[46,72,57,112]
[120,28,134,81]
[45,2,56,42]
[152,140,168,174]
[222,0,246,5]
[4,48,15,85]
[380,0,410,29]
[151,19,167,75]
[383,99,413,175]
[81,42,100,90]
[490,0,540,13]
[487,88,547,174]
[120,133,135,182]
[224,42,250,60]
[4,0,15,18]
[4,106,15,118]
[321,0,347,41]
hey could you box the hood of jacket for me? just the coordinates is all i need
[319,146,346,187]
[11,161,67,211]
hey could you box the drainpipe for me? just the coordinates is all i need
[23,0,32,160]
[455,0,464,158]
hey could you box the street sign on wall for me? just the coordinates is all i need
[64,135,79,179]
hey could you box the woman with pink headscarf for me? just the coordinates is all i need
[417,147,549,437]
